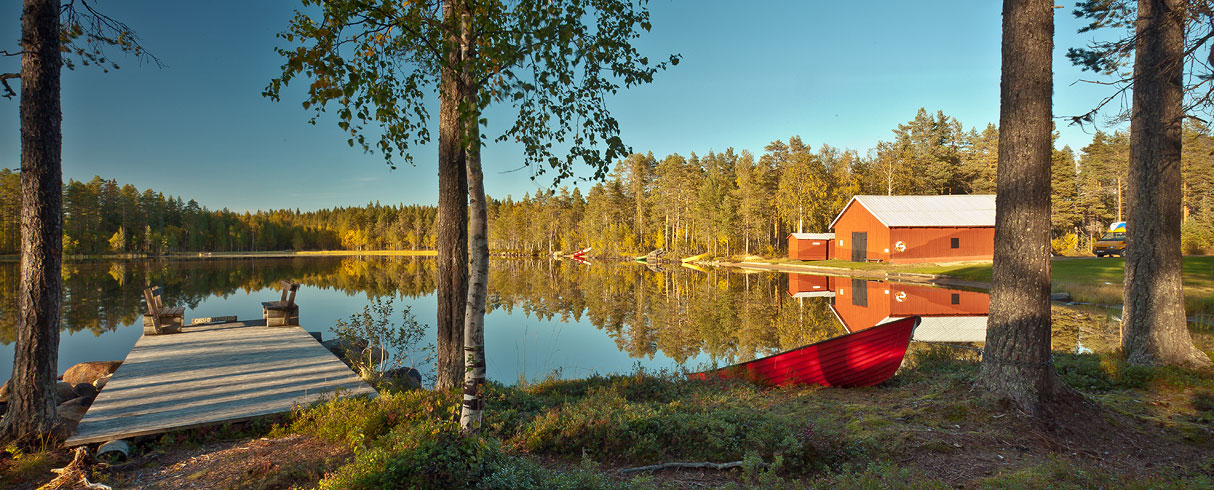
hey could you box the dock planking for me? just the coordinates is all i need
[66,319,377,446]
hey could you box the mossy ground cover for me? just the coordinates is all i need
[277,343,1211,489]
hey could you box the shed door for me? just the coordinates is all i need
[851,232,867,262]
[851,278,868,307]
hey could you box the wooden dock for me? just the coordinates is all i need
[65,320,376,446]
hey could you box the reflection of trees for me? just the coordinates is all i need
[485,260,847,365]
[1,257,846,364]
[0,256,438,344]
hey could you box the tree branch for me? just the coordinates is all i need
[617,460,764,475]
[0,73,18,99]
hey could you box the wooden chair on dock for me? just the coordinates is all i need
[142,286,184,335]
[262,281,300,327]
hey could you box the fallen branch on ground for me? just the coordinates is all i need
[41,447,112,490]
[618,460,766,475]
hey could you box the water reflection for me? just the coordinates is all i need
[793,274,991,343]
[4,258,1103,385]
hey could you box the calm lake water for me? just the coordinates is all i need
[0,257,1116,386]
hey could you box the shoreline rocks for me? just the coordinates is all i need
[62,361,122,386]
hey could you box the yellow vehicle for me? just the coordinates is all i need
[1093,222,1126,257]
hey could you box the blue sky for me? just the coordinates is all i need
[1,1,1126,212]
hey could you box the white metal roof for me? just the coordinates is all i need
[787,233,835,240]
[829,195,997,229]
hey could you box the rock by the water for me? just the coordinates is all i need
[57,398,88,423]
[73,383,98,402]
[0,379,8,403]
[56,381,76,402]
[381,367,424,390]
[1050,292,1072,302]
[62,361,122,386]
[97,439,133,460]
[53,399,89,439]
[323,338,367,358]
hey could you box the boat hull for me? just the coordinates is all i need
[689,316,920,388]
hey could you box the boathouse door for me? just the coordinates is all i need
[851,232,867,262]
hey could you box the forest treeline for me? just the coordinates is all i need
[1,108,1212,257]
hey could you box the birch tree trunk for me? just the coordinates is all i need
[2,0,63,446]
[1123,0,1211,368]
[460,135,487,433]
[435,0,469,391]
[976,0,1069,413]
[459,8,487,434]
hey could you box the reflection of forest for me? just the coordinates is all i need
[0,257,436,344]
[0,257,853,366]
[486,260,847,364]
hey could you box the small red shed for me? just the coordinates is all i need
[787,233,835,260]
[829,195,995,264]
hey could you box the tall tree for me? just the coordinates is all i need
[2,0,64,445]
[1,0,154,445]
[1051,145,1082,237]
[976,0,1070,413]
[1123,0,1211,367]
[961,124,1000,193]
[1071,0,1213,367]
[268,0,676,426]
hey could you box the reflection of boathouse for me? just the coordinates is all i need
[829,195,996,263]
[787,273,989,343]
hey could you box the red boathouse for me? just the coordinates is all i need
[829,195,996,264]
[787,233,834,261]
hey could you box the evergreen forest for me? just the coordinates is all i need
[2,108,1212,257]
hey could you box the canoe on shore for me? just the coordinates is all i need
[689,316,920,387]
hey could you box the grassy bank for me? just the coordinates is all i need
[7,317,1206,489]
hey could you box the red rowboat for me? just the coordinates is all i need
[689,316,921,387]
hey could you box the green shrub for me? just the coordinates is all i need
[508,387,844,469]
[283,390,456,450]
[316,419,489,490]
[331,297,434,388]
[1054,353,1213,392]
[480,453,635,490]
[314,417,638,490]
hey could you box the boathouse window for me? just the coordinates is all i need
[950,237,960,249]
[951,293,960,305]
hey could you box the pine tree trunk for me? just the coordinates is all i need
[2,0,63,446]
[434,0,469,391]
[459,10,487,433]
[1123,0,1211,368]
[976,0,1068,413]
